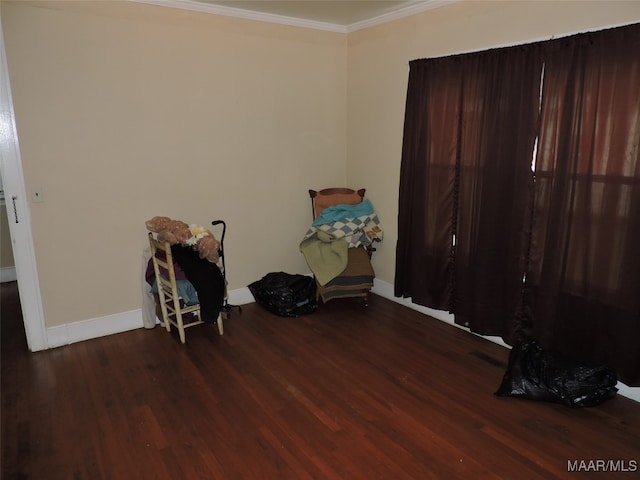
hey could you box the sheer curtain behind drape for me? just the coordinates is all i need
[528,25,640,385]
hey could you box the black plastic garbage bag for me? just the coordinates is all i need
[495,340,618,407]
[248,272,317,317]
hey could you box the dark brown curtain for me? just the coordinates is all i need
[396,47,543,342]
[453,47,543,342]
[395,56,461,310]
[396,23,640,386]
[528,26,640,385]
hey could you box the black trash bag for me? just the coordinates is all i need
[495,340,618,407]
[248,272,317,317]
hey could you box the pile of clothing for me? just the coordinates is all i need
[300,199,383,286]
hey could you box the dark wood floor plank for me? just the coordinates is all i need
[2,281,639,479]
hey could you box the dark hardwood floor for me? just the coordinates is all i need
[2,281,639,479]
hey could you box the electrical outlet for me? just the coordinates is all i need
[31,189,44,203]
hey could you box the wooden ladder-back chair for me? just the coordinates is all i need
[148,233,223,343]
[307,188,376,306]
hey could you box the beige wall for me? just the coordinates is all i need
[347,0,640,284]
[2,0,640,329]
[2,0,347,327]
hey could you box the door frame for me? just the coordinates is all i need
[1,18,47,351]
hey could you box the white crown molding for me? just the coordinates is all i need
[347,0,459,33]
[130,0,459,33]
[131,0,348,33]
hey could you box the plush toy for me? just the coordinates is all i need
[156,229,178,245]
[167,220,191,244]
[145,216,173,234]
[146,216,221,263]
[197,233,220,264]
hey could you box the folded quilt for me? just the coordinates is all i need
[300,202,384,285]
[304,214,383,250]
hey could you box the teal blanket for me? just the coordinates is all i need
[312,199,374,227]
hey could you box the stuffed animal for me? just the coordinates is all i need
[156,229,177,245]
[197,233,220,263]
[145,216,173,234]
[146,216,221,263]
[146,216,189,245]
[167,220,191,244]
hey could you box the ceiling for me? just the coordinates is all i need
[139,0,457,31]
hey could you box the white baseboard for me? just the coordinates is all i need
[228,286,255,306]
[372,278,639,404]
[371,279,510,347]
[46,286,257,348]
[1,266,17,283]
[47,309,144,348]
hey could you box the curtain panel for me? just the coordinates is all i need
[528,25,640,385]
[396,23,640,385]
[395,56,461,311]
[396,46,544,343]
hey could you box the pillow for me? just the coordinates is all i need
[314,190,363,217]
